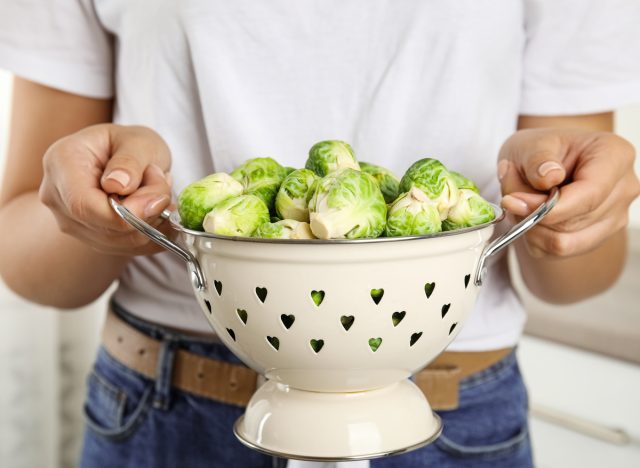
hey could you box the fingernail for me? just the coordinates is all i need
[502,195,529,215]
[144,195,169,218]
[165,172,173,186]
[538,161,563,178]
[104,169,130,188]
[497,160,509,181]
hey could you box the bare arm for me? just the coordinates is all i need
[500,113,638,304]
[0,78,172,308]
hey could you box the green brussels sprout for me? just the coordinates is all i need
[385,187,442,237]
[359,161,401,204]
[230,157,288,210]
[450,171,480,193]
[202,194,270,236]
[308,169,387,239]
[305,140,360,177]
[399,158,459,220]
[275,169,319,222]
[253,219,315,239]
[442,189,496,231]
[177,173,244,230]
[283,166,296,176]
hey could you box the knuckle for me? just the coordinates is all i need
[65,193,88,222]
[38,185,54,207]
[612,135,636,163]
[552,218,577,233]
[547,232,572,257]
[109,152,143,171]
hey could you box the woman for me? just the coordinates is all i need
[1,1,639,467]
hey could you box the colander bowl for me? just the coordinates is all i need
[110,188,557,461]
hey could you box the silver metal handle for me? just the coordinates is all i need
[474,187,559,286]
[109,196,206,291]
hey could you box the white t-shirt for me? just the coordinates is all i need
[2,0,640,354]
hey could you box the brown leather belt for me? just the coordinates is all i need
[102,309,513,410]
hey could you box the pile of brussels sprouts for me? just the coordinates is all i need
[177,140,495,239]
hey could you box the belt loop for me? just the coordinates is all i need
[153,337,177,411]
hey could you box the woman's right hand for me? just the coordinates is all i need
[39,124,173,256]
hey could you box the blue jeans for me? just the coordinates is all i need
[79,305,533,468]
[371,350,533,467]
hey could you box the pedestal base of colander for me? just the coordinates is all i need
[233,379,443,462]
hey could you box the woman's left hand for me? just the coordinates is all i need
[497,128,640,258]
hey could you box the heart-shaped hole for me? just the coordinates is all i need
[204,300,212,313]
[310,339,324,353]
[214,280,223,296]
[256,287,268,303]
[311,290,325,306]
[392,311,406,327]
[340,315,355,331]
[281,314,295,329]
[424,282,435,299]
[368,337,382,352]
[226,328,236,341]
[464,274,471,289]
[410,332,423,347]
[236,309,247,324]
[441,303,451,318]
[266,336,280,350]
[449,322,458,335]
[370,289,384,305]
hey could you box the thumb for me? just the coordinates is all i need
[100,125,171,195]
[499,129,568,194]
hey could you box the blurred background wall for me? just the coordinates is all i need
[0,69,639,468]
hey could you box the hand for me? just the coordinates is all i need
[39,124,173,256]
[498,128,640,258]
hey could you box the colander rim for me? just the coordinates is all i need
[168,204,505,244]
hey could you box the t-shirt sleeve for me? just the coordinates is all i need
[0,0,113,98]
[520,0,640,115]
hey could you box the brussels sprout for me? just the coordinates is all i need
[399,158,459,220]
[359,161,401,204]
[202,194,269,236]
[305,140,360,177]
[442,189,496,231]
[283,166,296,176]
[308,169,387,239]
[450,171,479,193]
[385,187,442,237]
[178,173,244,230]
[275,169,319,222]
[253,219,315,239]
[230,157,288,210]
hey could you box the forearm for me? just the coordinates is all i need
[0,191,129,308]
[514,228,627,304]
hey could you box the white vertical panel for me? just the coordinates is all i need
[614,106,640,228]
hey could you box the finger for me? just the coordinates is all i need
[100,126,171,195]
[522,211,628,258]
[503,169,638,230]
[56,212,173,256]
[498,130,568,193]
[119,164,172,220]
